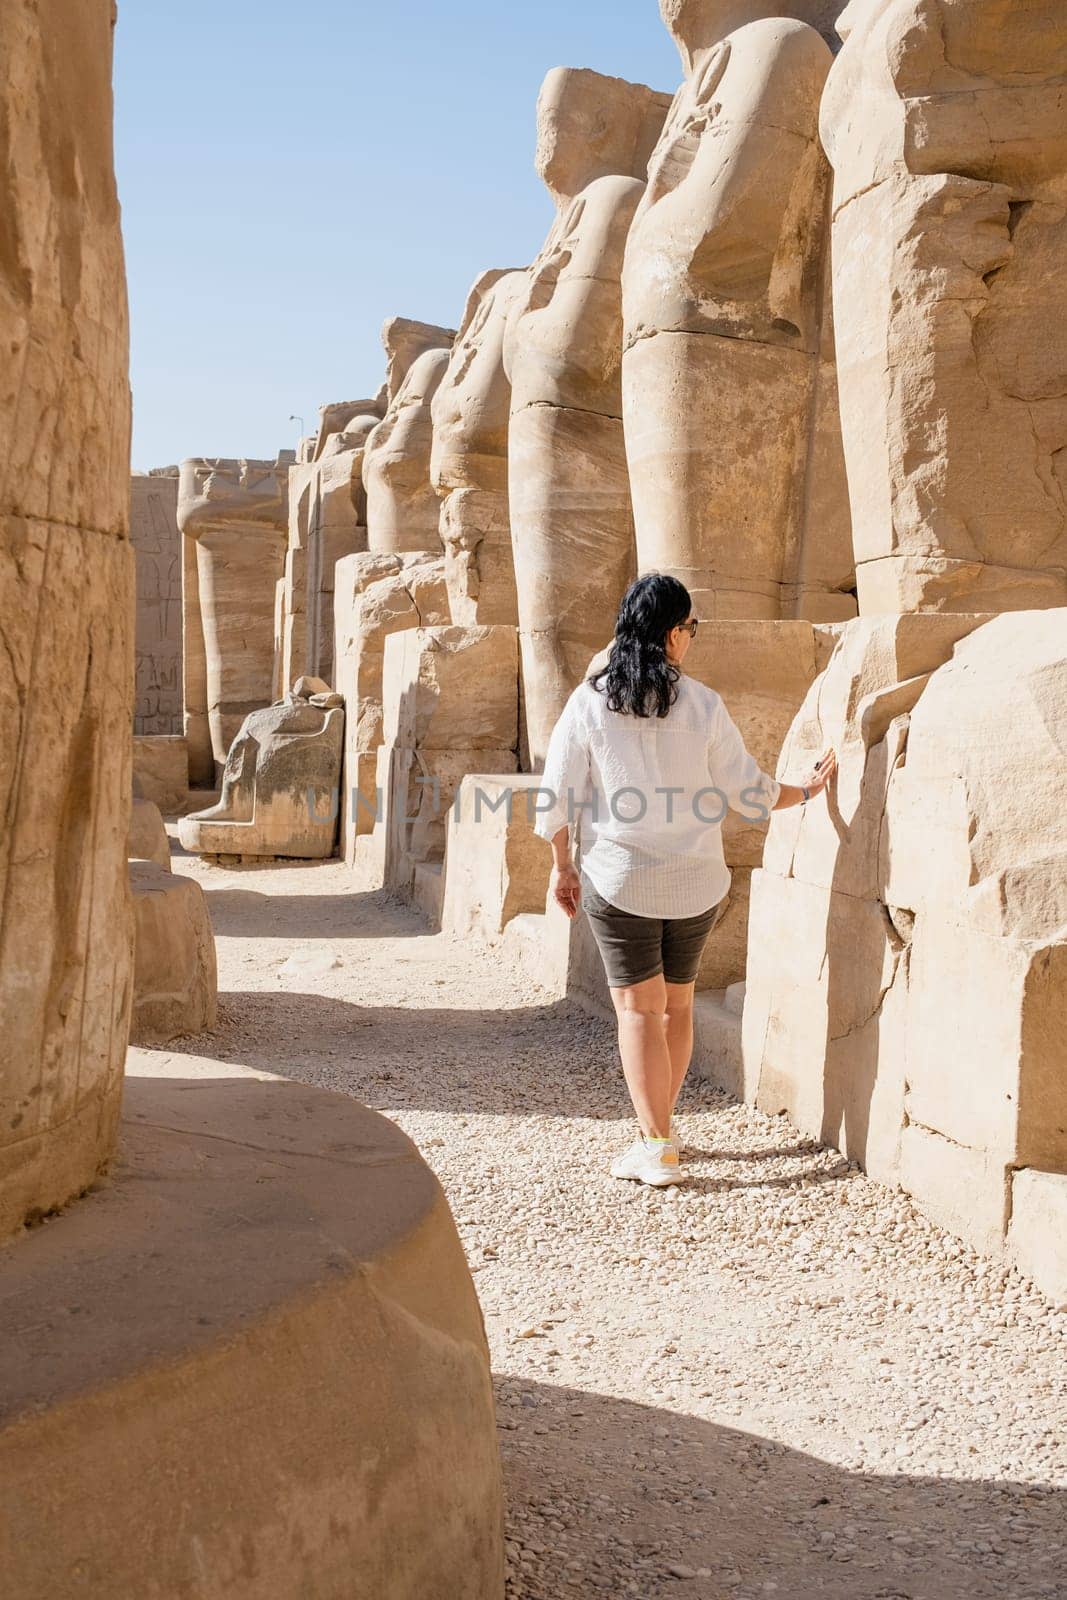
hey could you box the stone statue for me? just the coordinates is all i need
[431,267,529,626]
[622,1,854,626]
[821,0,1067,614]
[363,318,455,556]
[178,676,344,860]
[283,396,384,689]
[504,67,672,766]
[178,454,292,782]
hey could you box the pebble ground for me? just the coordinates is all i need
[155,848,1067,1600]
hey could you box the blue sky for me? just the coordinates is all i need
[115,1,681,470]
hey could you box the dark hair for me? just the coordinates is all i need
[589,573,692,719]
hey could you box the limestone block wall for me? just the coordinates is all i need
[741,611,1067,1295]
[130,469,182,735]
[0,0,134,1237]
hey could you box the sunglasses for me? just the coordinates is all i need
[677,618,700,637]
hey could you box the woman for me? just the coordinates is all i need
[534,574,836,1188]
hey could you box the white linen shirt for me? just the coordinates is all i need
[533,675,781,919]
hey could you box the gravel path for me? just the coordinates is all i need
[156,848,1067,1600]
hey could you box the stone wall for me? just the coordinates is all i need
[131,469,182,735]
[0,0,133,1237]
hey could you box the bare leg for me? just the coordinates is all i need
[610,974,671,1140]
[665,980,696,1116]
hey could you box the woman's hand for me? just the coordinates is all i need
[806,747,837,798]
[551,862,582,921]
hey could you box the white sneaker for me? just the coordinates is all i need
[610,1137,682,1188]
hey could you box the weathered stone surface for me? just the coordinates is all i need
[333,553,451,861]
[743,608,1067,1256]
[364,321,455,558]
[382,626,520,753]
[505,68,672,765]
[622,2,855,625]
[0,1059,506,1599]
[821,0,1067,615]
[432,269,528,626]
[284,407,382,689]
[131,734,188,815]
[178,456,292,778]
[377,628,520,895]
[442,775,553,940]
[127,799,170,870]
[1009,1170,1067,1311]
[179,679,344,861]
[0,0,133,1237]
[130,469,182,735]
[129,862,217,1044]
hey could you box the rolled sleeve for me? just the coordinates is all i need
[533,690,592,843]
[708,703,781,823]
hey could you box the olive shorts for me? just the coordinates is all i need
[581,875,723,989]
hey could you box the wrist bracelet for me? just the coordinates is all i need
[802,786,811,804]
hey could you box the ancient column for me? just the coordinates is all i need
[363,319,455,556]
[178,456,292,778]
[0,0,133,1236]
[430,268,529,626]
[505,68,672,766]
[821,0,1067,613]
[130,468,183,734]
[622,1,854,625]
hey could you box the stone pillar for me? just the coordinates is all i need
[283,397,383,690]
[431,268,528,626]
[505,69,673,767]
[0,0,133,1237]
[178,456,292,778]
[131,468,183,734]
[622,1,855,626]
[363,319,455,557]
[821,0,1067,614]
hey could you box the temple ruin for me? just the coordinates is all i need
[1,0,1065,1593]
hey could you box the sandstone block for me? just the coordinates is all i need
[1008,1171,1067,1312]
[129,863,217,1044]
[127,799,170,870]
[333,553,449,860]
[0,1061,505,1599]
[132,734,189,815]
[692,991,745,1101]
[382,627,519,753]
[900,1123,1010,1261]
[442,775,553,940]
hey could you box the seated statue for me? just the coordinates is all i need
[178,677,344,861]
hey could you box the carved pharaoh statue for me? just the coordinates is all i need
[622,0,855,625]
[821,0,1067,614]
[431,267,529,626]
[504,67,673,766]
[363,318,455,556]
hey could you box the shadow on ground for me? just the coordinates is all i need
[496,1375,1064,1600]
